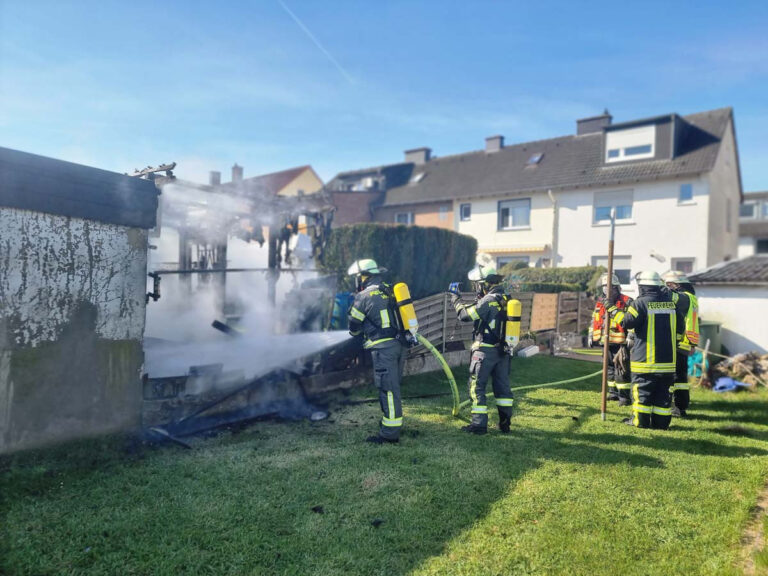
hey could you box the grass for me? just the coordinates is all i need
[1,355,768,575]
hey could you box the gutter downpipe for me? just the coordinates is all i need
[548,189,558,268]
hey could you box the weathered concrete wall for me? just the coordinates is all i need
[0,208,148,453]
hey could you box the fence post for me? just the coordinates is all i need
[441,293,448,353]
[555,292,561,335]
[577,291,583,333]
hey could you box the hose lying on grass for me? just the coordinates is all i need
[457,369,603,414]
[415,333,461,416]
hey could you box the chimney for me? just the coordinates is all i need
[232,163,243,182]
[209,171,221,186]
[485,135,504,153]
[404,147,431,165]
[576,110,612,135]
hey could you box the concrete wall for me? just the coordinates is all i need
[694,285,768,354]
[706,119,740,266]
[0,208,149,453]
[556,178,710,295]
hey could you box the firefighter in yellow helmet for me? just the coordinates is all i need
[449,264,515,434]
[613,271,685,429]
[588,272,634,406]
[662,270,700,417]
[347,259,406,444]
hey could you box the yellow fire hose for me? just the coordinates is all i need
[457,369,603,413]
[415,333,461,416]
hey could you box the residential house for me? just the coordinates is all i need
[214,164,323,197]
[328,107,743,290]
[738,190,768,258]
[689,255,768,354]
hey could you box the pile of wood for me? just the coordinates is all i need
[711,352,768,389]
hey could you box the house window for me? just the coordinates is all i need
[497,256,529,269]
[498,198,531,230]
[740,202,757,219]
[594,190,633,223]
[439,205,449,221]
[762,202,768,219]
[395,212,413,225]
[460,203,471,221]
[591,255,632,285]
[679,183,694,203]
[757,239,768,254]
[671,258,695,275]
[526,153,544,165]
[605,125,656,163]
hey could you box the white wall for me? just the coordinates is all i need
[738,236,756,259]
[455,192,554,263]
[556,178,710,294]
[706,119,741,266]
[695,285,768,354]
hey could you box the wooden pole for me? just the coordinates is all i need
[601,210,616,422]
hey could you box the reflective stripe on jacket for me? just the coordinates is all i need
[454,285,508,348]
[348,282,400,349]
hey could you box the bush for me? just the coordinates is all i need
[501,264,605,295]
[319,224,478,299]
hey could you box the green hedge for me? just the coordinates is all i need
[319,224,477,299]
[501,265,605,295]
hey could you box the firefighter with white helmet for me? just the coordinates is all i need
[612,271,685,429]
[589,272,634,406]
[347,259,405,444]
[448,264,515,434]
[661,270,700,417]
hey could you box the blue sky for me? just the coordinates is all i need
[1,1,767,191]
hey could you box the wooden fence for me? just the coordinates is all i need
[408,290,593,356]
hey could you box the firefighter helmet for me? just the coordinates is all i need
[599,272,621,286]
[468,264,502,283]
[635,270,664,286]
[347,259,386,276]
[661,270,690,284]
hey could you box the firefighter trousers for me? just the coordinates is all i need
[631,373,673,429]
[371,340,406,440]
[672,348,691,412]
[467,346,514,429]
[606,343,631,401]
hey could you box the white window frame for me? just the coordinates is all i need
[593,190,633,225]
[671,258,695,275]
[591,255,632,285]
[740,201,758,220]
[395,212,413,225]
[678,183,694,204]
[605,125,656,163]
[498,198,531,230]
[460,203,471,222]
[497,255,529,269]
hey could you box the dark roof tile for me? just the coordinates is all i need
[689,255,768,284]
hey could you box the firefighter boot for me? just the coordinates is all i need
[460,425,488,435]
[498,414,511,434]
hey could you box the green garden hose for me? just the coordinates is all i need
[457,369,603,413]
[415,333,461,416]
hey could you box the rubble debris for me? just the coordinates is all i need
[711,352,768,389]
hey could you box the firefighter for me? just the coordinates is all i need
[448,265,515,434]
[613,271,685,429]
[347,259,406,444]
[661,270,700,417]
[588,273,634,406]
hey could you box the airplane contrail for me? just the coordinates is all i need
[277,0,356,85]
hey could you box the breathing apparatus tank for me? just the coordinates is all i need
[505,299,522,353]
[393,282,419,335]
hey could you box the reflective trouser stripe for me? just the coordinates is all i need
[381,416,403,427]
[380,309,390,329]
[387,391,395,419]
[364,337,395,349]
[652,406,672,416]
[615,382,632,390]
[495,398,514,407]
[471,406,488,414]
[382,391,402,427]
[350,307,365,321]
[674,382,690,390]
[632,404,652,414]
[633,362,676,373]
[608,381,617,388]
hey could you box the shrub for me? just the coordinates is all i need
[319,224,478,299]
[501,265,605,295]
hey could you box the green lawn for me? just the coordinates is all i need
[1,356,767,575]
